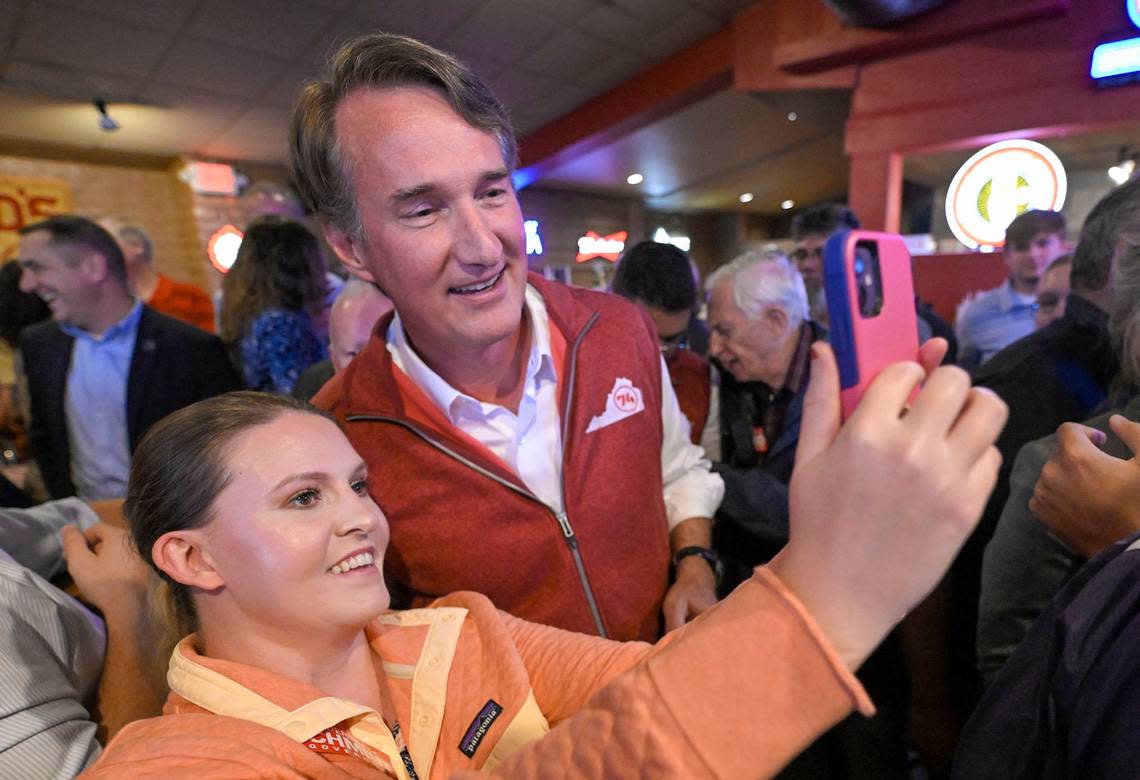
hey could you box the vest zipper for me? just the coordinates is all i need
[348,312,606,637]
[555,312,606,637]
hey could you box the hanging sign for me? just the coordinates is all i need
[575,230,627,263]
[945,139,1067,251]
[1090,1,1140,84]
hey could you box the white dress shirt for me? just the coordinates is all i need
[389,284,723,528]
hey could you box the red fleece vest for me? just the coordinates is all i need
[315,275,670,642]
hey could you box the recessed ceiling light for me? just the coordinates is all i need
[626,173,644,185]
[781,199,795,210]
[739,192,754,203]
[787,111,798,122]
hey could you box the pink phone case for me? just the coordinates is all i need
[829,231,921,420]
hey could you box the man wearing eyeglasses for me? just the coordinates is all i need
[790,203,957,361]
[611,241,716,452]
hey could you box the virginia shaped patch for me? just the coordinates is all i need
[585,377,646,433]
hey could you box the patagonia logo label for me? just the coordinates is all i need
[458,699,503,758]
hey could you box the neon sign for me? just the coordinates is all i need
[576,230,627,263]
[524,219,543,255]
[1090,1,1140,84]
[945,139,1067,251]
[653,227,691,252]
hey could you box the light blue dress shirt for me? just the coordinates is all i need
[60,302,143,500]
[954,279,1036,367]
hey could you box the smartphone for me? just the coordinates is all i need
[822,230,920,420]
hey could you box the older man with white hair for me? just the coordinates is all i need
[705,248,817,572]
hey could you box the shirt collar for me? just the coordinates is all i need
[781,322,815,395]
[387,284,556,423]
[996,279,1036,313]
[60,300,143,343]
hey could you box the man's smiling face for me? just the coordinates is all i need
[330,85,527,371]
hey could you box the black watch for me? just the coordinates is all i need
[673,546,724,587]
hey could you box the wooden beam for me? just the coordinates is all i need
[516,29,734,183]
[773,0,1071,75]
[848,152,903,232]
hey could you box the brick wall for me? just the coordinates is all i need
[0,154,207,287]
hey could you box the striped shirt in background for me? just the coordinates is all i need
[0,499,103,779]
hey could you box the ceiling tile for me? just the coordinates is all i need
[528,0,611,22]
[0,1,26,56]
[524,0,615,21]
[485,68,560,111]
[260,61,326,110]
[576,3,660,45]
[510,109,545,136]
[184,0,334,58]
[443,0,565,64]
[304,0,357,9]
[302,16,376,67]
[684,0,756,23]
[575,49,646,95]
[351,0,481,41]
[524,85,595,128]
[2,61,144,104]
[637,8,721,62]
[12,3,172,79]
[517,28,616,81]
[611,0,692,26]
[149,37,286,99]
[442,42,509,80]
[46,0,199,32]
[199,106,291,163]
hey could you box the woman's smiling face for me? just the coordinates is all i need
[201,411,391,634]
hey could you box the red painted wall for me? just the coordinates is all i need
[913,252,1010,325]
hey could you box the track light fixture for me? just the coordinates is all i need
[94,98,120,132]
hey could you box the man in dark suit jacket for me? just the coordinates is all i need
[16,216,240,500]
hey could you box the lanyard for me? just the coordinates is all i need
[389,721,419,780]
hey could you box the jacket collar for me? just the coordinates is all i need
[1062,293,1109,330]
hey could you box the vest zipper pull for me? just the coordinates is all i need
[555,510,575,542]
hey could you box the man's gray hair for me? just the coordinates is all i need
[1110,237,1140,395]
[706,247,809,326]
[117,224,153,264]
[290,33,516,240]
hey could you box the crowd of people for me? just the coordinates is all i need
[0,29,1138,780]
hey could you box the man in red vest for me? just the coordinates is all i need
[291,33,723,642]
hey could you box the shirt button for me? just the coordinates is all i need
[427,656,440,667]
[418,715,431,727]
[442,613,455,622]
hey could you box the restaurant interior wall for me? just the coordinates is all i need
[0,152,202,285]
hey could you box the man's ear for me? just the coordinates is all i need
[76,249,109,284]
[323,223,377,285]
[764,304,789,335]
[151,531,225,591]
